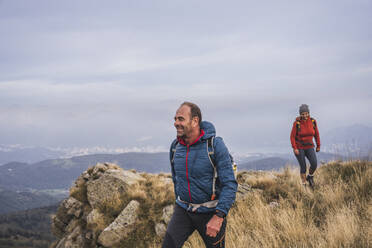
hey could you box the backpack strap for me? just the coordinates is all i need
[206,136,217,200]
[170,139,178,166]
[311,118,316,130]
[296,117,316,135]
[295,117,301,136]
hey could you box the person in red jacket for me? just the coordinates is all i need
[290,104,320,188]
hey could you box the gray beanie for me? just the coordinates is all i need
[299,104,310,114]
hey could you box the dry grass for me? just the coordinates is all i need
[86,161,371,248]
[69,182,88,204]
[96,190,129,221]
[167,160,372,248]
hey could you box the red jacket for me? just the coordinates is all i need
[290,117,320,150]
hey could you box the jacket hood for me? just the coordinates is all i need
[200,121,216,139]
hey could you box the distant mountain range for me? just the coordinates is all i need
[0,152,171,192]
[322,124,372,157]
[0,145,168,165]
[0,150,345,192]
[0,187,61,215]
[0,123,369,215]
[0,146,64,165]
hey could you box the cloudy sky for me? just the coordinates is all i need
[0,0,371,153]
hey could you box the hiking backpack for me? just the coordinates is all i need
[295,117,316,135]
[170,136,237,201]
[295,117,317,146]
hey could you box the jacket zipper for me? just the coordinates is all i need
[186,145,192,202]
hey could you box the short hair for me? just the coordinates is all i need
[180,102,202,125]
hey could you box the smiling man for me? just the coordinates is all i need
[162,102,237,248]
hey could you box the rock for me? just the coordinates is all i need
[86,209,105,227]
[155,205,174,238]
[85,231,93,240]
[52,197,84,238]
[51,215,67,239]
[236,183,252,200]
[269,201,280,208]
[66,218,80,233]
[66,197,84,218]
[55,237,67,248]
[86,168,143,210]
[82,171,90,180]
[239,173,255,183]
[55,225,86,248]
[162,205,174,224]
[98,200,140,247]
[155,223,167,238]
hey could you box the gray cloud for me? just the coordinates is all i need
[0,0,371,153]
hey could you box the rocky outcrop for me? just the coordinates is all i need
[86,166,143,211]
[51,162,176,248]
[52,162,268,247]
[51,163,146,248]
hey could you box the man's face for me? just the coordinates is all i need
[174,105,196,138]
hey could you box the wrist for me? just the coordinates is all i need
[214,210,226,219]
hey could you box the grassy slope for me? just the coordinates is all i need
[181,160,372,248]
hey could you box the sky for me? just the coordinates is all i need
[0,0,371,154]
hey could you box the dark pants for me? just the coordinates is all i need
[162,204,227,248]
[295,148,317,174]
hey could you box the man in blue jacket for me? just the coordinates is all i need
[162,102,237,248]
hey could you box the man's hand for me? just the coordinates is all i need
[206,215,224,237]
[294,149,299,155]
[316,147,320,152]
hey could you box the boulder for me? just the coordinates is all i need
[98,200,141,247]
[86,168,143,210]
[56,197,83,224]
[55,225,85,248]
[155,223,167,238]
[52,197,84,238]
[66,197,84,218]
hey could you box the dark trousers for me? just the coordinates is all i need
[162,204,227,248]
[295,148,317,174]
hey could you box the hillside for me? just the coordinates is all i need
[0,146,64,165]
[0,152,169,191]
[0,187,61,215]
[0,205,58,248]
[49,160,371,248]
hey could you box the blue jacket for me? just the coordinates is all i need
[170,121,237,215]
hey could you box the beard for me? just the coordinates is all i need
[176,122,192,139]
